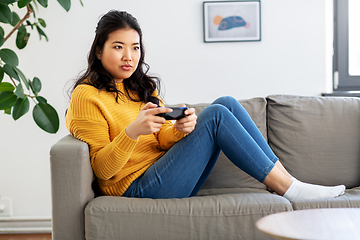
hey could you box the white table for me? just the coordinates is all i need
[256,208,360,240]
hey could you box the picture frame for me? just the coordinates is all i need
[203,1,261,43]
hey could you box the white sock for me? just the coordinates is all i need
[283,178,345,201]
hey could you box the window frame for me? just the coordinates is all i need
[333,0,360,91]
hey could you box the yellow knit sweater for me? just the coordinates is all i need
[66,83,187,196]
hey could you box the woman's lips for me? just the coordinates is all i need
[121,64,132,71]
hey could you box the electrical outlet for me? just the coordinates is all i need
[0,197,12,217]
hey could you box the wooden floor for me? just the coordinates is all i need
[0,234,51,240]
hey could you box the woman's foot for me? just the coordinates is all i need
[283,178,346,201]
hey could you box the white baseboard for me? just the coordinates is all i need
[0,217,51,234]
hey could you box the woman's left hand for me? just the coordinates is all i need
[174,104,197,134]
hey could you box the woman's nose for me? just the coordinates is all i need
[122,49,132,61]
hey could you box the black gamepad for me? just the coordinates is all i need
[156,107,189,120]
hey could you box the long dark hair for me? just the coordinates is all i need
[71,10,161,105]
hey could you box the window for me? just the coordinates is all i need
[333,0,360,91]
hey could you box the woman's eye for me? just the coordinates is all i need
[115,46,122,49]
[134,46,140,50]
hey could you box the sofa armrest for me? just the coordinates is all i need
[50,134,95,240]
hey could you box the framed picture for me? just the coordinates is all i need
[203,1,261,43]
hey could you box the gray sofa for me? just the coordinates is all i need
[50,95,360,240]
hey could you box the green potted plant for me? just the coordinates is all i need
[0,0,82,133]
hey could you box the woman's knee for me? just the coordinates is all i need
[198,104,230,120]
[212,96,237,106]
[212,96,246,113]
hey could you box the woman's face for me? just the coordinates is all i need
[97,28,141,83]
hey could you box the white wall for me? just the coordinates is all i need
[0,0,332,218]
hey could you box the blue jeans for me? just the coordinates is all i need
[123,96,278,199]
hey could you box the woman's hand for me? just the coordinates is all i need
[174,104,197,134]
[126,102,172,140]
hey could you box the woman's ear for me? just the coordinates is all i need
[96,52,102,60]
[96,48,102,59]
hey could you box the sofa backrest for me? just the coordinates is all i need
[184,97,269,190]
[267,95,360,188]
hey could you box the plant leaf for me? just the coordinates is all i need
[4,107,11,114]
[25,20,33,29]
[0,91,17,110]
[0,66,4,82]
[13,67,29,90]
[0,3,12,24]
[10,11,20,26]
[31,0,38,10]
[38,18,46,27]
[30,4,36,18]
[36,95,47,104]
[36,25,48,41]
[16,25,29,49]
[0,48,19,66]
[11,95,29,120]
[36,0,47,8]
[3,64,19,81]
[33,102,59,133]
[0,82,15,92]
[31,77,41,94]
[0,1,19,3]
[14,82,25,98]
[0,27,4,48]
[56,0,70,12]
[17,0,32,8]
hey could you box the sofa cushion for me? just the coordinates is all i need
[197,187,271,196]
[291,187,360,210]
[182,97,268,190]
[85,193,292,240]
[267,95,360,188]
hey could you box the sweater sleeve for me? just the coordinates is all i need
[155,121,187,150]
[66,86,138,180]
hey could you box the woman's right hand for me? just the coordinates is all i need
[125,102,173,140]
